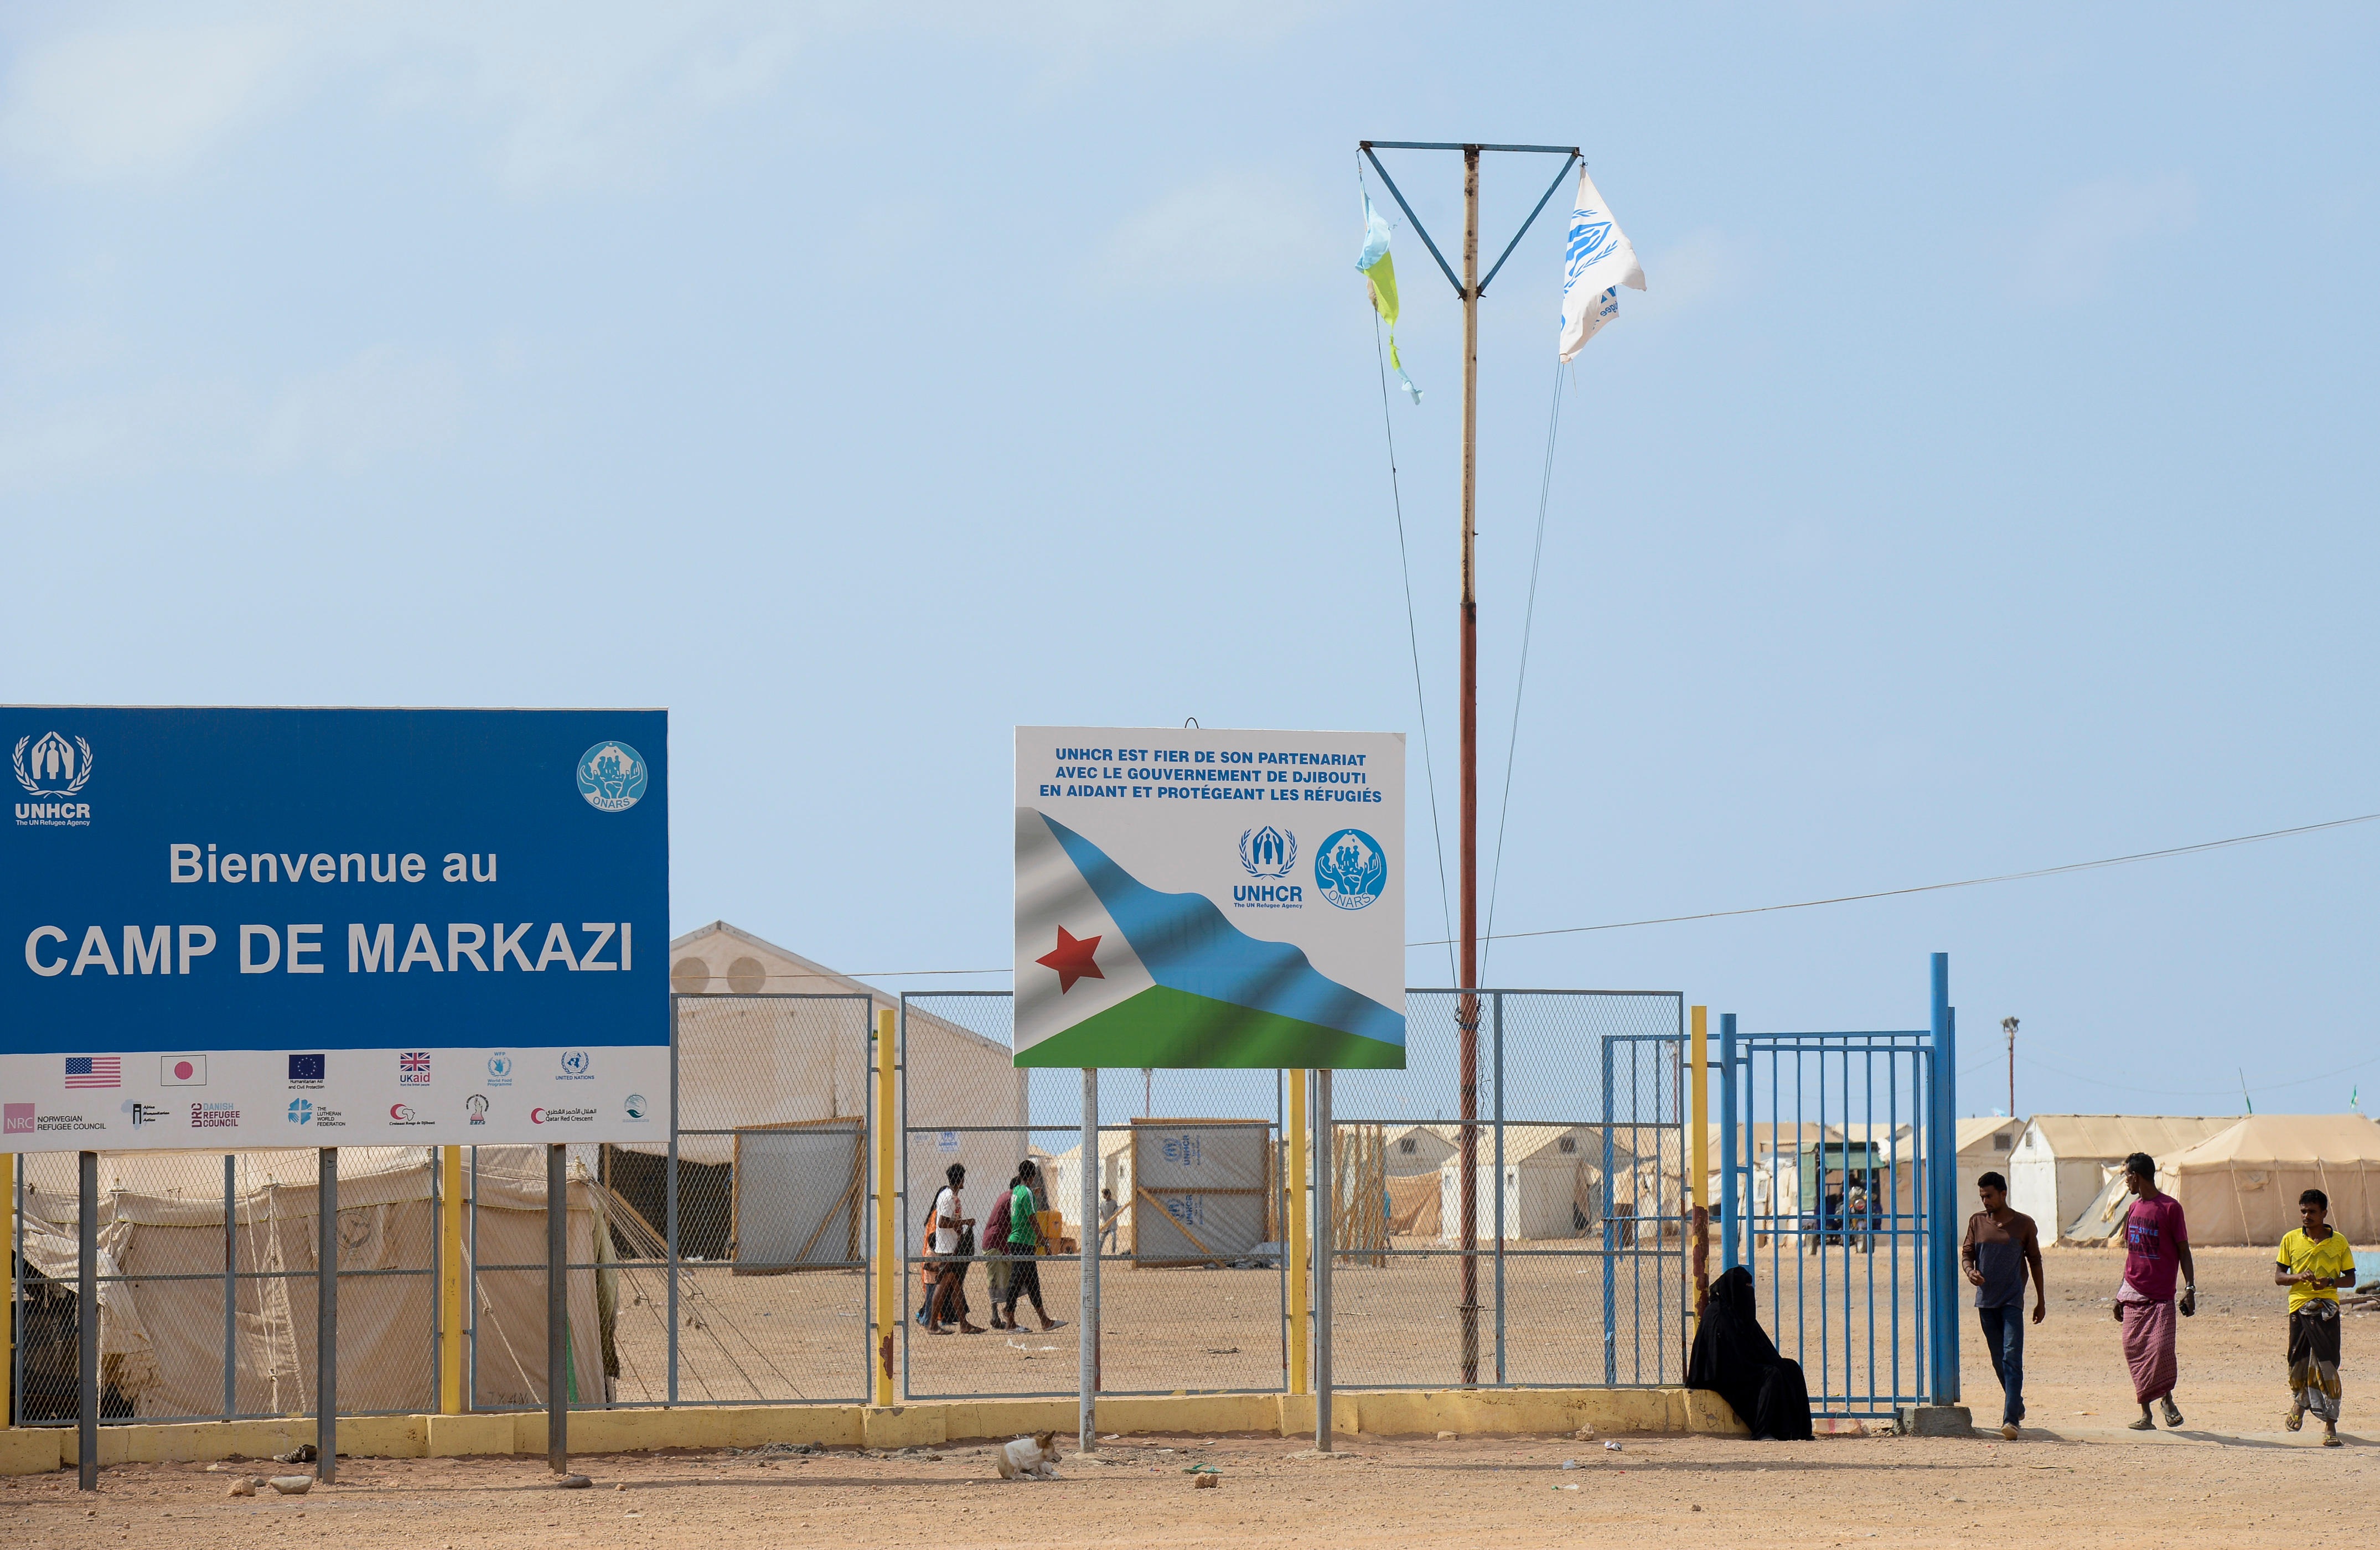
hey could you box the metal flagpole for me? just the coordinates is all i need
[1456,143,1483,1389]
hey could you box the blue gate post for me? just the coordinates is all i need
[1600,1035,1617,1385]
[1719,1014,1739,1273]
[1927,953,1959,1403]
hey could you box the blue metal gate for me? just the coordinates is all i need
[1716,954,1959,1417]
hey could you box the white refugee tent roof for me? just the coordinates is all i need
[2014,1113,2234,1161]
[1710,1122,1845,1157]
[1959,1117,2024,1155]
[1046,1129,1136,1168]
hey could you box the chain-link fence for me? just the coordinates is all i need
[898,988,1686,1401]
[8,987,1706,1426]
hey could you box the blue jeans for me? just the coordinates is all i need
[1978,1304,2026,1425]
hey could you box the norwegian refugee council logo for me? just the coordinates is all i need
[1313,828,1388,911]
[576,741,648,812]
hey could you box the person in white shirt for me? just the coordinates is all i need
[927,1162,984,1334]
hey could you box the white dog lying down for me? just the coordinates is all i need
[995,1431,1064,1480]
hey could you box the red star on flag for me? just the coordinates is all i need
[1036,927,1104,994]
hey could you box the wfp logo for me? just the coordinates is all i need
[1314,828,1388,911]
[287,1099,313,1125]
[13,732,94,797]
[1239,825,1297,878]
[577,741,648,813]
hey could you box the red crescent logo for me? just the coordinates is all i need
[530,1107,545,1123]
[389,1104,407,1120]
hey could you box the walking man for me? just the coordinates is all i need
[2277,1186,2354,1447]
[1000,1159,1066,1334]
[1962,1170,2045,1439]
[2113,1151,2195,1429]
[928,1162,984,1335]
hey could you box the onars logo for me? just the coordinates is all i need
[13,732,93,797]
[576,741,648,813]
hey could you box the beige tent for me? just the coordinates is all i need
[11,1145,601,1419]
[2161,1114,2380,1246]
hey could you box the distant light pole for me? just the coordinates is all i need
[2001,1017,2019,1119]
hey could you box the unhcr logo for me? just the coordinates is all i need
[1238,825,1297,878]
[14,733,94,826]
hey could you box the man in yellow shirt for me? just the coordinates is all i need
[2275,1187,2356,1447]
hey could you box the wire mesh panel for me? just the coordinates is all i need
[1724,1030,1936,1417]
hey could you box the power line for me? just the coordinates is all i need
[1406,809,2380,948]
[840,807,2380,976]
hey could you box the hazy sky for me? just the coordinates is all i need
[5,4,2374,1121]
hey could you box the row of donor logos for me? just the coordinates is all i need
[1229,826,1386,913]
[49,1048,601,1091]
[13,731,652,827]
[2,1092,649,1136]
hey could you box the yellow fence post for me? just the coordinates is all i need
[1689,1006,1709,1321]
[875,1007,897,1408]
[439,1144,464,1413]
[1286,1069,1308,1396]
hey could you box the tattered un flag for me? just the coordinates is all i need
[1358,195,1421,403]
[1556,166,1646,362]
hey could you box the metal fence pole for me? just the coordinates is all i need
[1600,1035,1616,1386]
[875,1008,896,1407]
[1079,1067,1098,1451]
[666,999,680,1406]
[317,1147,336,1484]
[1286,1069,1308,1396]
[1312,1068,1333,1451]
[439,1146,464,1414]
[77,1149,97,1492]
[1719,1015,1738,1272]
[223,1155,236,1421]
[1927,952,1953,1403]
[1492,992,1505,1385]
[468,1145,480,1407]
[9,1154,20,1429]
[547,1142,567,1473]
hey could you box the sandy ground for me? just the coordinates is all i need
[12,1243,2367,1549]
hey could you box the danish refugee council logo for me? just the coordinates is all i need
[576,740,648,813]
[1313,828,1388,911]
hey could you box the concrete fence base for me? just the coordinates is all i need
[4,1387,1748,1472]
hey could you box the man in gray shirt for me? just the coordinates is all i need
[1963,1170,2047,1439]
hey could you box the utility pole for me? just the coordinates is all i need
[2001,1017,2017,1119]
[1358,138,1581,1392]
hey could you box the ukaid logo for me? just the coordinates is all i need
[190,1102,239,1129]
[530,1106,595,1124]
[13,731,93,826]
[1313,828,1388,910]
[398,1052,431,1085]
[576,741,648,813]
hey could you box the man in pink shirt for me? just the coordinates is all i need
[2112,1150,2196,1429]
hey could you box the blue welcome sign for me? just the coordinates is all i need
[2,707,667,1148]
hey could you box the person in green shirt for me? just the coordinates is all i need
[999,1159,1066,1334]
[2275,1186,2355,1446]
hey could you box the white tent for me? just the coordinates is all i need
[1437,1125,1604,1242]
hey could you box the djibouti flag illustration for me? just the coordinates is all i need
[1014,808,1405,1068]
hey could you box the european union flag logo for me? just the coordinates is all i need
[288,1053,325,1082]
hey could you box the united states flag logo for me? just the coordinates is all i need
[399,1051,431,1084]
[65,1056,121,1088]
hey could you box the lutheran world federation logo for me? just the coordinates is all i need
[1313,828,1387,911]
[576,742,648,812]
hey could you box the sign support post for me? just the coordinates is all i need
[317,1147,336,1483]
[1079,1067,1099,1453]
[547,1142,567,1473]
[1286,1069,1308,1395]
[1312,1069,1333,1451]
[440,1147,465,1413]
[77,1150,97,1492]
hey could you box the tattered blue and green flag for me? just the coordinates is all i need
[1358,196,1420,404]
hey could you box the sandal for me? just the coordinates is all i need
[2286,1408,2304,1433]
[2127,1414,2155,1431]
[2160,1397,2184,1428]
[2321,1432,2342,1448]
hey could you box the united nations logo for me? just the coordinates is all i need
[576,740,648,812]
[1313,828,1388,911]
[1239,825,1297,878]
[13,732,93,797]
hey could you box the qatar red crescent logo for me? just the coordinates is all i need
[390,1103,415,1121]
[530,1107,546,1123]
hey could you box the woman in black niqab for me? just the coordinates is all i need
[1687,1265,1814,1440]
